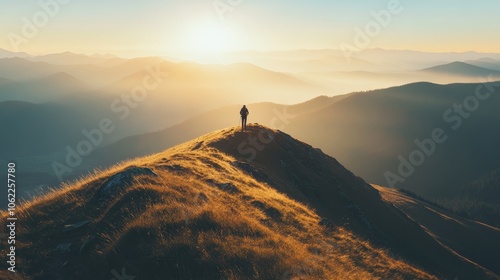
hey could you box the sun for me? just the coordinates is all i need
[187,22,234,54]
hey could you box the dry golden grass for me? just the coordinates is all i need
[0,126,437,279]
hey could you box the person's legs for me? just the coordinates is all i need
[244,117,247,129]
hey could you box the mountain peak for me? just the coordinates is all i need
[6,124,434,279]
[6,125,495,279]
[422,61,500,76]
[176,124,280,155]
[170,124,366,194]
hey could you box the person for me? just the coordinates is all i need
[240,105,249,130]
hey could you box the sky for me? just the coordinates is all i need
[1,0,499,58]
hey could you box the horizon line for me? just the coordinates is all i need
[2,47,500,60]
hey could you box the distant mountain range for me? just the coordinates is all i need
[0,72,88,103]
[217,48,500,72]
[0,48,30,58]
[422,61,500,77]
[288,81,500,198]
[467,58,500,71]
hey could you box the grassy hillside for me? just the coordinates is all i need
[2,125,496,279]
[375,185,500,276]
[0,125,440,280]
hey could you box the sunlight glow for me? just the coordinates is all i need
[187,22,234,54]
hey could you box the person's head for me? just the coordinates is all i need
[243,105,246,108]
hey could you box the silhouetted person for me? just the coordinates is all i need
[240,105,249,130]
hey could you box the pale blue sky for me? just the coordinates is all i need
[1,0,499,56]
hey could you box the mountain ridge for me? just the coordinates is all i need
[374,185,500,276]
[3,125,497,279]
[421,61,500,77]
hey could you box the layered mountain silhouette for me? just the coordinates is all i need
[27,51,118,65]
[2,125,498,279]
[0,48,30,59]
[0,101,93,158]
[0,72,88,103]
[421,61,500,78]
[286,82,500,198]
[0,56,331,136]
[467,58,500,72]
